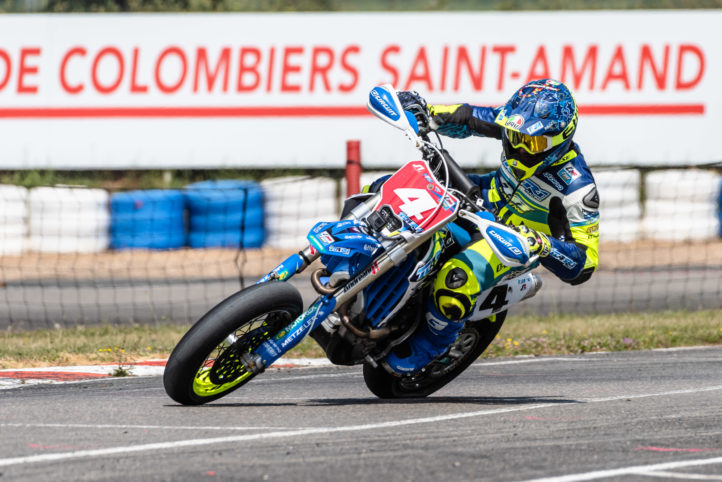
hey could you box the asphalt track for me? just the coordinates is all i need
[2,266,721,329]
[1,346,721,481]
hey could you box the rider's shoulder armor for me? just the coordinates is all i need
[533,146,599,228]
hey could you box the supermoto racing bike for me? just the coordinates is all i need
[163,84,543,405]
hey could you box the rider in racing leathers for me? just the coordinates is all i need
[383,78,600,374]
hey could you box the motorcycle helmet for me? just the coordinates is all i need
[494,79,578,181]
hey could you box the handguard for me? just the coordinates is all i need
[457,210,538,268]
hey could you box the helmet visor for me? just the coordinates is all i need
[506,129,553,155]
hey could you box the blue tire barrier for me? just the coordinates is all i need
[111,231,187,250]
[188,208,264,232]
[188,227,265,249]
[185,188,264,216]
[110,190,186,250]
[111,189,185,215]
[185,189,247,215]
[185,179,259,191]
[111,213,185,233]
[184,180,265,248]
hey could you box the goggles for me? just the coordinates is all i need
[506,129,554,155]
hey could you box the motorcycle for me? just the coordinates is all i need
[163,84,542,405]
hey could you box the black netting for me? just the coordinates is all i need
[0,167,720,330]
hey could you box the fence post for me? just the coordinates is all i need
[346,140,361,196]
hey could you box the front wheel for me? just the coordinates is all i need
[163,282,303,405]
[363,312,507,398]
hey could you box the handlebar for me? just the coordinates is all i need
[440,149,480,202]
[403,104,480,204]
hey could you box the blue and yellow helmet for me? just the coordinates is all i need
[494,79,578,181]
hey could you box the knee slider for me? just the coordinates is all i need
[432,260,480,321]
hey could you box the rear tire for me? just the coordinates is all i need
[163,282,303,405]
[363,312,507,398]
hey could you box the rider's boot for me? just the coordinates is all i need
[385,301,465,375]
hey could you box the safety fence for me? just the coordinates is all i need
[0,166,721,330]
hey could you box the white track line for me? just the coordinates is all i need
[524,457,722,482]
[582,385,722,403]
[1,384,722,469]
[637,470,722,480]
[0,423,308,431]
[0,404,554,468]
[476,357,587,366]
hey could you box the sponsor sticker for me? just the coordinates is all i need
[521,179,550,202]
[549,249,577,270]
[505,114,525,129]
[543,171,565,191]
[582,209,598,219]
[487,228,523,256]
[397,211,421,233]
[328,245,351,255]
[527,121,544,134]
[559,169,573,184]
[318,231,334,245]
[565,165,581,179]
[558,165,581,185]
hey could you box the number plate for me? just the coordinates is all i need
[375,161,459,234]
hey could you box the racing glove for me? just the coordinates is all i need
[513,224,551,258]
[397,90,431,131]
[397,90,428,112]
[428,104,474,138]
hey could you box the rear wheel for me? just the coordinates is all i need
[163,282,303,405]
[363,312,507,398]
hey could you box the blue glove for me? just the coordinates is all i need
[397,91,428,113]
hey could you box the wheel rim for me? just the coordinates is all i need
[192,310,291,397]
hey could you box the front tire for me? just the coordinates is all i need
[363,312,507,398]
[163,282,303,405]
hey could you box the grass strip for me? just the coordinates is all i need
[1,310,720,369]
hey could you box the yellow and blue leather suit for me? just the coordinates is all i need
[429,103,600,322]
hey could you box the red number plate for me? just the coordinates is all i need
[375,161,459,233]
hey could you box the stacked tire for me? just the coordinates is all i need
[0,185,28,255]
[28,187,110,253]
[262,176,338,249]
[184,180,265,249]
[642,169,721,241]
[110,190,186,250]
[595,169,642,242]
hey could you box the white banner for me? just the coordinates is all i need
[0,11,717,169]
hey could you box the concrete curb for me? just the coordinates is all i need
[0,357,332,390]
